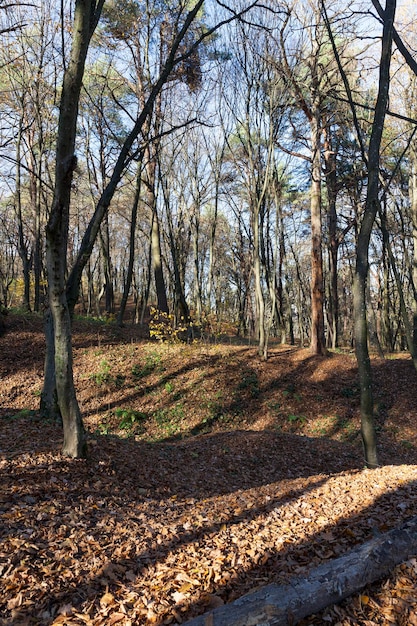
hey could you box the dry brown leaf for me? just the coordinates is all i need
[124,569,136,582]
[7,593,23,610]
[57,603,74,617]
[107,613,127,625]
[172,591,188,604]
[100,592,115,607]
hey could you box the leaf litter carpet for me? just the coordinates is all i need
[1,314,417,625]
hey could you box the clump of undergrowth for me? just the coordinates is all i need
[149,307,188,342]
[90,359,125,388]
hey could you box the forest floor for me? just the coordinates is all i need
[1,312,417,625]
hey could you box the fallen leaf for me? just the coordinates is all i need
[57,603,74,617]
[100,592,115,607]
[108,613,127,625]
[125,569,136,582]
[172,591,187,604]
[7,593,23,610]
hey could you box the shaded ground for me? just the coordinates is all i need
[1,312,417,625]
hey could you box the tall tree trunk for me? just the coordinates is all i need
[206,141,225,315]
[27,138,43,313]
[279,12,326,355]
[168,222,190,325]
[44,0,103,458]
[253,205,266,357]
[323,123,339,349]
[264,234,278,357]
[144,97,170,316]
[310,99,326,355]
[40,308,60,422]
[192,214,203,323]
[353,0,396,468]
[15,124,32,312]
[379,209,417,370]
[158,166,190,324]
[98,212,114,315]
[65,0,208,319]
[33,191,42,312]
[380,209,393,352]
[140,238,153,325]
[117,169,141,326]
[410,139,417,355]
[151,203,169,314]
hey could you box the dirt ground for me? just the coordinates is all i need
[1,312,417,625]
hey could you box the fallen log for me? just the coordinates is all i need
[184,516,417,626]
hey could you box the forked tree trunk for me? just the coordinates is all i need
[151,204,169,314]
[43,0,240,452]
[145,101,169,316]
[45,0,103,458]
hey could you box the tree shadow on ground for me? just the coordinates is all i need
[2,332,417,624]
[1,417,417,625]
[78,344,417,468]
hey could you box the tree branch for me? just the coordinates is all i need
[371,0,417,77]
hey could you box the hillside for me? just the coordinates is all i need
[1,313,417,625]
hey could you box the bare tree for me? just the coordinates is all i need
[45,0,105,457]
[44,0,266,457]
[352,0,396,468]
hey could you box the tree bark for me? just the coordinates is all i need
[145,144,169,315]
[117,169,141,326]
[152,206,169,314]
[15,122,32,312]
[45,0,103,458]
[98,212,114,315]
[410,137,417,356]
[192,213,203,323]
[353,0,396,468]
[253,199,266,357]
[184,516,417,626]
[310,99,326,355]
[323,123,339,349]
[206,141,224,316]
[40,308,60,422]
[279,12,326,356]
